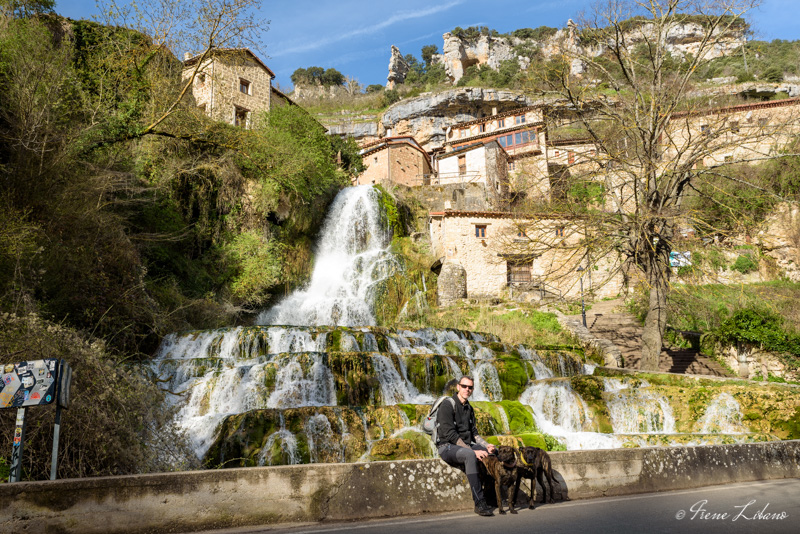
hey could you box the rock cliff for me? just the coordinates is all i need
[416,20,746,84]
[379,87,538,149]
[387,45,409,90]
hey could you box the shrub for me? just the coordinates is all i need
[731,253,758,274]
[366,84,384,93]
[0,314,196,480]
[382,89,401,107]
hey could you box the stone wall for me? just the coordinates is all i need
[3,441,799,534]
[357,143,431,187]
[405,183,490,213]
[429,212,624,300]
[184,52,272,126]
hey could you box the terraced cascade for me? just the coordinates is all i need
[151,185,800,468]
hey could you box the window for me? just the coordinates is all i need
[475,225,487,238]
[458,155,466,176]
[700,124,710,135]
[498,118,505,128]
[460,129,468,138]
[239,78,251,95]
[555,226,565,237]
[507,260,532,284]
[724,155,734,163]
[478,123,486,133]
[374,156,378,163]
[729,121,739,133]
[554,150,560,157]
[516,230,526,238]
[515,115,526,125]
[568,151,576,164]
[758,117,769,127]
[508,160,516,171]
[197,103,207,113]
[197,73,206,85]
[234,106,249,128]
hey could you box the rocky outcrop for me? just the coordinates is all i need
[387,45,409,90]
[437,260,467,305]
[380,88,538,149]
[438,32,530,84]
[755,202,800,282]
[420,20,746,85]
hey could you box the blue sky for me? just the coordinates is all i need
[55,0,800,90]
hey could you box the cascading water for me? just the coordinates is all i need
[697,392,746,434]
[256,185,398,327]
[150,185,772,467]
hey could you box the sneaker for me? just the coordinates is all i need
[474,499,494,517]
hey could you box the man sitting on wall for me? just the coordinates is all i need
[436,375,497,516]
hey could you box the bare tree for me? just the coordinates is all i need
[507,0,800,370]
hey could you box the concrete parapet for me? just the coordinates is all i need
[2,441,799,533]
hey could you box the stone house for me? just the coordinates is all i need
[355,136,432,186]
[183,48,275,128]
[666,97,800,168]
[434,140,509,200]
[429,210,623,303]
[443,105,546,157]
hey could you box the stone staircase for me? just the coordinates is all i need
[573,299,733,377]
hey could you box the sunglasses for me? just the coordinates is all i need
[458,383,474,390]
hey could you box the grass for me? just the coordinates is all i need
[628,280,800,334]
[401,302,582,349]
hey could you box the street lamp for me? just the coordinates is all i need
[577,266,587,328]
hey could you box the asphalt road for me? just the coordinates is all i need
[187,478,800,534]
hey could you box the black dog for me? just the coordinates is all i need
[516,446,557,509]
[480,446,520,514]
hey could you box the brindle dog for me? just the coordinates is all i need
[480,445,520,515]
[516,446,557,509]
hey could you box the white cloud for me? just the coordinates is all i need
[270,0,465,57]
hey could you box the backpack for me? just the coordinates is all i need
[422,395,456,444]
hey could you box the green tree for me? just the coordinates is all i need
[421,44,438,66]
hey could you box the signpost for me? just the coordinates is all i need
[1,359,72,482]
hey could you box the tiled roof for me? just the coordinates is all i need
[184,48,275,78]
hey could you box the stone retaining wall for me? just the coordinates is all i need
[2,441,799,534]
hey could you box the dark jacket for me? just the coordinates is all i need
[436,393,477,446]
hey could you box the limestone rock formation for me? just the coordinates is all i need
[755,202,800,281]
[418,20,746,85]
[380,87,538,149]
[437,260,467,306]
[387,45,409,90]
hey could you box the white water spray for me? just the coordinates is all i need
[257,186,398,326]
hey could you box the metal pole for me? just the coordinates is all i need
[9,407,27,483]
[580,274,587,328]
[50,404,63,480]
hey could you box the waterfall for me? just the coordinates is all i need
[259,414,300,466]
[606,388,676,434]
[697,393,746,434]
[265,353,336,409]
[305,413,343,463]
[519,380,621,450]
[371,354,433,404]
[257,186,398,327]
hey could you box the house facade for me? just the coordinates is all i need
[356,136,432,186]
[667,97,800,168]
[183,48,275,128]
[444,105,546,157]
[429,210,623,301]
